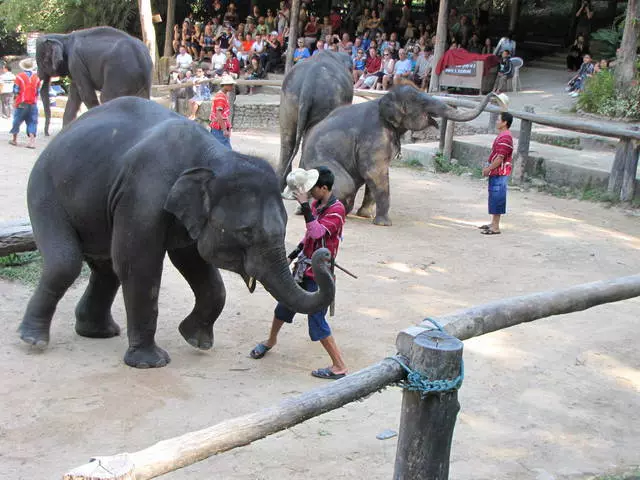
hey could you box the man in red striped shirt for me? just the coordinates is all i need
[250,167,349,380]
[209,75,235,149]
[9,58,41,149]
[480,112,514,235]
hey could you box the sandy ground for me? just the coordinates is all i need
[0,120,639,480]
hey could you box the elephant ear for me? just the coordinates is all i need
[37,38,65,76]
[379,88,405,130]
[164,168,216,240]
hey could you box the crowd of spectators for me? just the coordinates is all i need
[169,0,516,95]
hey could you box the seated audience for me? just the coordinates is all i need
[567,54,594,97]
[188,67,211,120]
[493,49,513,94]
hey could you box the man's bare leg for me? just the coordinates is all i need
[490,214,501,232]
[264,317,286,348]
[319,335,347,374]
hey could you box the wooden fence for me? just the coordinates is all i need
[63,273,640,480]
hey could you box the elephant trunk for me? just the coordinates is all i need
[40,76,51,136]
[254,246,335,315]
[437,92,497,123]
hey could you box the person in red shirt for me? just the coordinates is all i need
[209,75,235,149]
[479,112,514,235]
[250,167,349,380]
[9,58,41,149]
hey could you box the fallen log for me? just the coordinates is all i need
[0,219,36,257]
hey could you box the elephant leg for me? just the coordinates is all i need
[19,206,83,348]
[74,258,121,339]
[278,128,296,189]
[356,185,376,218]
[364,170,392,226]
[62,82,83,127]
[168,244,226,351]
[112,229,169,368]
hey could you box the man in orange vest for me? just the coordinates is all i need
[209,75,236,150]
[10,58,41,149]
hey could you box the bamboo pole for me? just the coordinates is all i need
[285,0,301,73]
[397,274,640,353]
[64,359,406,480]
[162,0,176,58]
[429,0,448,93]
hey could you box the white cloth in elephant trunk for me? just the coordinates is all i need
[281,168,319,200]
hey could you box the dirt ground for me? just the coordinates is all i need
[0,121,639,480]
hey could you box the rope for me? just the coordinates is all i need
[387,317,463,397]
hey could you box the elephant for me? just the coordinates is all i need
[36,26,153,136]
[277,50,354,189]
[19,97,335,369]
[299,85,499,226]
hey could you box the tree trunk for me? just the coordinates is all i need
[428,0,448,92]
[138,0,157,66]
[163,0,176,58]
[615,0,639,93]
[285,0,301,74]
[509,0,521,32]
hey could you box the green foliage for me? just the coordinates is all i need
[591,25,624,59]
[578,69,640,120]
[0,251,90,287]
[0,0,137,34]
[433,152,452,173]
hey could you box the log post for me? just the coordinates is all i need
[513,105,534,184]
[0,219,36,257]
[393,329,463,479]
[608,138,634,200]
[285,0,301,74]
[428,0,448,92]
[443,117,455,161]
[439,117,448,152]
[621,140,639,202]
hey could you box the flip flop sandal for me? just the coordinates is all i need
[481,229,501,235]
[9,140,17,146]
[478,224,491,230]
[249,342,271,359]
[311,367,346,380]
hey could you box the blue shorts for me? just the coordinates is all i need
[210,128,232,149]
[274,277,331,342]
[488,175,508,215]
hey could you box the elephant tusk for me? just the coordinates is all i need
[245,276,256,293]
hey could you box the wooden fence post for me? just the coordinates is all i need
[444,118,455,161]
[513,105,534,184]
[393,329,463,480]
[608,137,639,201]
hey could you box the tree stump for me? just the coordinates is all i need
[608,137,639,202]
[0,219,36,256]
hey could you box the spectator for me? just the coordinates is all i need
[277,1,290,34]
[351,37,363,59]
[251,34,268,67]
[356,8,371,36]
[256,16,269,36]
[366,9,382,35]
[216,24,232,50]
[481,37,493,55]
[239,33,254,66]
[313,40,325,56]
[1,63,15,119]
[321,16,333,38]
[567,34,588,71]
[387,48,412,89]
[199,24,216,61]
[575,0,594,41]
[330,7,342,34]
[354,46,382,89]
[567,53,594,97]
[223,50,240,78]
[264,34,284,72]
[224,3,238,27]
[467,33,482,53]
[338,33,352,54]
[174,46,194,73]
[303,15,320,49]
[244,55,265,94]
[459,15,472,48]
[211,0,224,24]
[494,32,516,56]
[398,0,411,30]
[252,4,261,20]
[210,45,227,76]
[209,75,236,149]
[265,9,276,32]
[293,38,311,64]
[404,21,416,42]
[352,48,367,82]
[413,46,433,90]
[172,24,182,55]
[9,58,41,149]
[493,49,513,94]
[187,67,211,120]
[191,23,203,58]
[479,112,514,235]
[378,49,396,90]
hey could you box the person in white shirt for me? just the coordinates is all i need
[0,63,16,118]
[494,32,516,57]
[211,45,227,76]
[174,46,194,73]
[251,34,268,68]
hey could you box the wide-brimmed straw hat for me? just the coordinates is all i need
[281,168,320,200]
[494,93,510,110]
[220,75,237,85]
[19,58,36,72]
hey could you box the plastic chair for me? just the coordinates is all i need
[509,57,524,92]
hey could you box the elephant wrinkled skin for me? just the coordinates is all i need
[19,97,335,369]
[277,51,353,188]
[36,26,153,136]
[300,85,499,226]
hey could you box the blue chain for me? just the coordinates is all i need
[387,317,464,397]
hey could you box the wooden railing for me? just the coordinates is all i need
[64,274,640,480]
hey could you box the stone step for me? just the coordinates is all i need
[400,134,639,193]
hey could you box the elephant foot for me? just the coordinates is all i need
[18,319,50,350]
[124,344,171,368]
[373,215,393,227]
[179,316,214,350]
[75,316,121,339]
[356,206,375,218]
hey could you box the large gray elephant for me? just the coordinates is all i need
[19,97,334,369]
[299,85,499,226]
[277,50,354,188]
[36,26,153,136]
